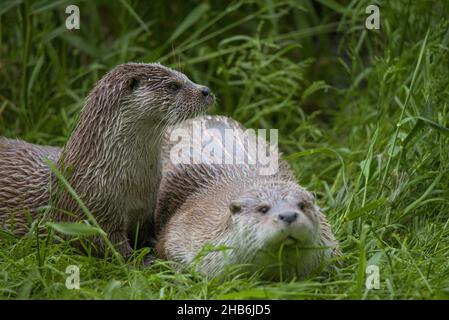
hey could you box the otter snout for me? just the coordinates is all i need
[278,211,299,225]
[268,203,318,245]
[201,86,211,97]
[198,85,215,106]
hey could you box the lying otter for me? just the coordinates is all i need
[155,115,340,279]
[0,63,214,259]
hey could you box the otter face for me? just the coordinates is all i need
[229,181,320,250]
[118,63,215,124]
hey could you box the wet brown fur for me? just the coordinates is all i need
[155,116,340,278]
[0,62,213,258]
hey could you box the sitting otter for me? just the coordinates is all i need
[0,63,214,259]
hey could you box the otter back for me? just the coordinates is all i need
[155,115,295,235]
[0,137,61,234]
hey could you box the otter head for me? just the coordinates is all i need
[87,62,214,127]
[229,180,320,251]
[229,181,320,248]
[217,180,327,279]
[156,178,335,279]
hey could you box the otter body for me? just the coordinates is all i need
[0,63,214,258]
[0,138,60,234]
[156,116,339,279]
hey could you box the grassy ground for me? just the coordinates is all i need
[1,0,449,299]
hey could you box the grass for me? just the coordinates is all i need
[1,0,449,299]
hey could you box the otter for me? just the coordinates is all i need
[0,63,214,259]
[155,116,340,279]
[0,140,61,235]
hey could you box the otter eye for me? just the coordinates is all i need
[257,205,270,214]
[129,78,139,90]
[168,82,181,91]
[298,202,306,210]
[229,203,241,214]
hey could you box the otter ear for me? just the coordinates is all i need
[128,77,140,91]
[229,202,241,214]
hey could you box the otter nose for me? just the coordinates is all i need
[278,211,298,225]
[201,87,211,97]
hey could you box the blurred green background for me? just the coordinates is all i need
[0,0,449,299]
